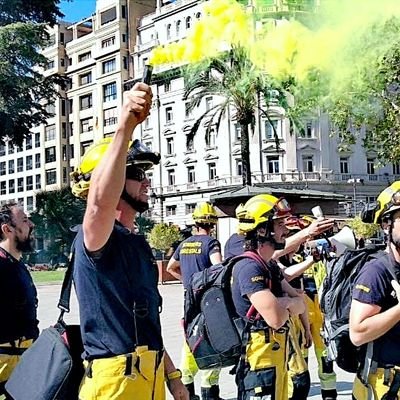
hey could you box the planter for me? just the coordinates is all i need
[157,260,178,284]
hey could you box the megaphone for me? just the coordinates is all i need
[306,226,356,256]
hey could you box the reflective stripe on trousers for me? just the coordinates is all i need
[237,327,289,400]
[180,341,221,387]
[0,339,33,383]
[353,368,400,400]
[79,346,165,400]
[287,317,310,400]
[304,294,337,391]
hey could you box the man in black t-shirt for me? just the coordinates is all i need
[350,181,400,399]
[0,202,37,398]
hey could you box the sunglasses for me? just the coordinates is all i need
[125,166,146,182]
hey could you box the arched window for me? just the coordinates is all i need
[176,20,181,36]
[166,23,171,39]
[186,16,191,29]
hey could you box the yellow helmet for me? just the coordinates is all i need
[70,138,160,199]
[236,194,291,234]
[192,202,218,225]
[374,181,400,224]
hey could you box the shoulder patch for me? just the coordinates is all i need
[251,275,264,283]
[355,284,371,293]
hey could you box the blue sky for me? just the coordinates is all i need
[59,0,96,23]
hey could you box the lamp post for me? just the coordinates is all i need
[347,178,364,217]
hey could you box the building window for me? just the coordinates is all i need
[205,129,216,147]
[79,71,92,86]
[8,160,14,174]
[26,136,32,150]
[62,122,67,139]
[208,162,216,180]
[186,203,196,214]
[393,163,400,175]
[176,20,181,36]
[17,157,23,172]
[17,177,23,192]
[166,205,177,216]
[146,172,153,187]
[103,82,117,102]
[26,176,33,191]
[122,33,127,42]
[167,169,175,186]
[104,107,118,126]
[101,36,115,48]
[0,182,5,195]
[35,174,41,190]
[205,96,213,111]
[340,157,349,174]
[45,60,54,70]
[121,5,126,18]
[8,142,14,154]
[35,132,40,147]
[69,122,74,136]
[304,121,313,138]
[302,155,314,172]
[68,99,73,114]
[78,51,91,62]
[63,167,67,184]
[234,123,241,141]
[266,156,280,173]
[81,141,93,156]
[61,99,66,116]
[166,137,174,155]
[100,6,116,25]
[123,56,128,70]
[165,106,173,123]
[265,120,279,140]
[60,32,64,43]
[80,94,93,110]
[236,160,242,176]
[367,158,375,174]
[165,81,171,92]
[35,153,40,168]
[186,16,191,29]
[27,196,34,211]
[187,166,195,183]
[45,124,56,141]
[186,135,194,152]
[0,144,4,156]
[26,155,32,170]
[102,58,116,74]
[0,162,5,176]
[80,117,93,133]
[9,179,14,194]
[166,23,171,40]
[45,147,56,163]
[70,144,74,159]
[46,169,57,185]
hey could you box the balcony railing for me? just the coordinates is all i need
[151,173,400,197]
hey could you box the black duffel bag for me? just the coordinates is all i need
[6,246,84,400]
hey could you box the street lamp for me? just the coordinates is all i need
[347,178,364,217]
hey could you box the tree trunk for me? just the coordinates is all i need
[240,122,252,186]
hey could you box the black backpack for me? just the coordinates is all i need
[183,252,262,370]
[320,244,386,373]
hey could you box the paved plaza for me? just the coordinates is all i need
[37,283,354,399]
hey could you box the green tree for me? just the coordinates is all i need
[347,216,380,239]
[183,45,288,186]
[148,223,182,258]
[29,187,85,263]
[0,0,69,146]
[136,215,155,235]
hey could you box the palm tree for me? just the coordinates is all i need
[183,45,288,186]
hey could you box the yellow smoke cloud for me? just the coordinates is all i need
[150,0,400,94]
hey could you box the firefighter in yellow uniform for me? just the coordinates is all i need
[167,202,223,400]
[350,181,400,399]
[231,194,305,400]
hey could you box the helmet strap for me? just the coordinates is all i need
[121,187,149,214]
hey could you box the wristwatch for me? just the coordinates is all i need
[166,369,182,383]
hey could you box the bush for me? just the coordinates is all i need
[148,223,182,258]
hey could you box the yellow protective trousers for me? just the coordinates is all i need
[0,339,33,383]
[287,317,310,400]
[79,346,165,400]
[304,294,337,392]
[180,341,221,388]
[353,367,400,400]
[236,326,289,400]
